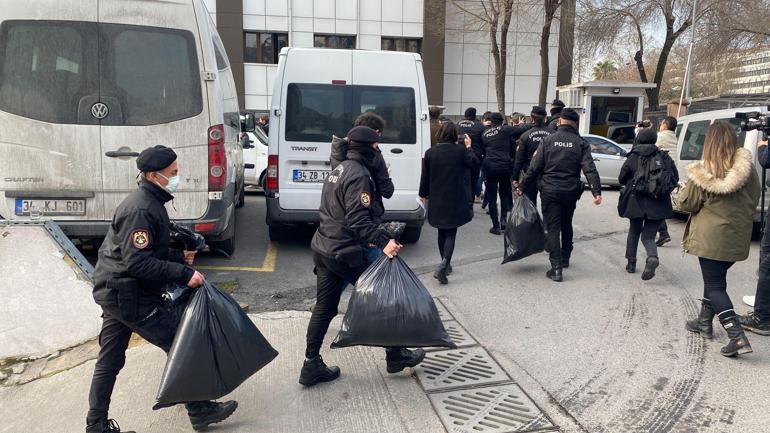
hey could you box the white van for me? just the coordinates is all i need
[673,106,769,221]
[243,126,269,189]
[0,0,245,254]
[264,47,429,242]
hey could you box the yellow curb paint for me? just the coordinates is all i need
[198,242,278,273]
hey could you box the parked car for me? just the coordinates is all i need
[582,134,628,187]
[243,127,269,190]
[0,0,245,255]
[264,47,429,242]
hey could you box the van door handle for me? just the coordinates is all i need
[390,148,404,154]
[105,151,139,158]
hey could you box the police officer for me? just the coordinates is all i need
[458,107,485,198]
[518,109,602,282]
[86,146,237,433]
[512,106,552,206]
[481,112,518,234]
[547,99,565,131]
[300,126,425,387]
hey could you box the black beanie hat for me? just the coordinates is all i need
[136,145,177,172]
[347,126,379,144]
[531,106,548,116]
[635,128,658,145]
[490,112,504,124]
[551,99,565,108]
[560,108,579,122]
[464,107,477,119]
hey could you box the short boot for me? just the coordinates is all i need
[546,267,563,282]
[738,311,770,336]
[386,348,426,374]
[656,233,671,247]
[299,355,341,387]
[685,299,714,339]
[188,401,238,432]
[433,260,449,285]
[720,317,753,357]
[446,264,453,275]
[641,256,659,281]
[489,224,501,235]
[626,258,637,274]
[86,419,135,433]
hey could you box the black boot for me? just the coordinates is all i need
[720,317,753,357]
[386,348,426,374]
[299,355,341,387]
[738,311,770,336]
[685,299,714,339]
[86,419,135,433]
[656,233,671,247]
[546,267,563,282]
[641,256,659,281]
[626,258,636,274]
[188,401,238,432]
[433,260,449,284]
[489,225,501,235]
[500,214,507,231]
[446,264,453,275]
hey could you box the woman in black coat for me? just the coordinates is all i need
[618,128,679,280]
[419,121,479,284]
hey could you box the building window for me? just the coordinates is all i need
[313,34,356,49]
[244,32,287,64]
[381,37,422,53]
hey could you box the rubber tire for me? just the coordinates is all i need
[401,226,422,244]
[210,210,236,256]
[235,182,246,208]
[268,225,287,242]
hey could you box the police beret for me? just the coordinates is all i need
[531,106,548,116]
[490,112,504,123]
[136,145,177,172]
[635,128,658,145]
[551,99,566,108]
[347,125,379,143]
[464,107,477,118]
[560,108,579,122]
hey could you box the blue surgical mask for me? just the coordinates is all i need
[157,173,181,194]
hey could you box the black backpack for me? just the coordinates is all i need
[632,151,675,198]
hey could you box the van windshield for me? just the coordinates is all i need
[0,20,201,126]
[285,83,417,144]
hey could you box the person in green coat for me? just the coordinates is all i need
[676,120,760,357]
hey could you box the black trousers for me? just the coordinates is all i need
[485,172,512,227]
[698,257,736,321]
[754,221,770,321]
[437,228,458,264]
[626,218,662,259]
[87,299,206,427]
[306,253,403,359]
[541,191,578,268]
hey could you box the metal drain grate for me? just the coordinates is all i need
[433,298,453,321]
[429,384,554,433]
[415,347,510,392]
[428,320,477,351]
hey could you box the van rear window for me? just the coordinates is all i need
[285,83,416,144]
[0,20,201,126]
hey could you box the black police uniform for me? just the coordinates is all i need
[513,122,552,206]
[457,117,486,196]
[481,119,517,230]
[520,123,601,270]
[86,147,231,433]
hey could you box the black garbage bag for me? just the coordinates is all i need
[331,256,456,349]
[153,281,278,409]
[502,195,546,264]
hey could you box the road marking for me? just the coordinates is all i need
[198,242,278,273]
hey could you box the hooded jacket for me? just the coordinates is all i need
[617,143,678,220]
[331,135,394,219]
[676,147,760,262]
[656,130,678,155]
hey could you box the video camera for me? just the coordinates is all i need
[735,110,770,138]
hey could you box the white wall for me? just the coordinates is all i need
[443,0,559,116]
[242,0,425,110]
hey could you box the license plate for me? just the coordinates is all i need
[15,198,86,216]
[293,169,330,183]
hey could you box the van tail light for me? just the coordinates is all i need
[208,124,227,192]
[267,154,279,190]
[194,222,217,233]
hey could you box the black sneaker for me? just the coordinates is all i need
[738,312,770,336]
[656,235,671,247]
[641,256,659,281]
[386,348,426,374]
[626,259,636,274]
[489,226,501,235]
[446,264,453,275]
[188,401,238,432]
[299,355,341,387]
[546,268,563,282]
[86,419,135,433]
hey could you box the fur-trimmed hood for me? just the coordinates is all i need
[686,147,753,195]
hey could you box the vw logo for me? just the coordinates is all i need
[91,102,109,119]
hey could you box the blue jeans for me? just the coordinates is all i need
[366,246,383,264]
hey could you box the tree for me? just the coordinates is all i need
[592,60,618,80]
[539,0,564,106]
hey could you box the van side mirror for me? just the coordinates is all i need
[241,112,256,133]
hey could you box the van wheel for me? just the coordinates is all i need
[401,226,422,244]
[268,225,287,242]
[235,183,246,208]
[210,211,237,256]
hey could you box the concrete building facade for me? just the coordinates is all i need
[208,0,572,116]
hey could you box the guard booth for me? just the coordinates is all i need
[556,81,657,144]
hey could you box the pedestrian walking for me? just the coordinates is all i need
[617,129,679,280]
[677,120,760,357]
[301,125,425,387]
[481,112,517,235]
[655,116,679,247]
[258,114,269,135]
[419,122,478,284]
[86,146,237,433]
[458,107,486,200]
[518,108,602,282]
[547,99,565,131]
[513,106,552,207]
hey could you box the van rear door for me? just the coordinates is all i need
[97,0,209,220]
[0,2,105,221]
